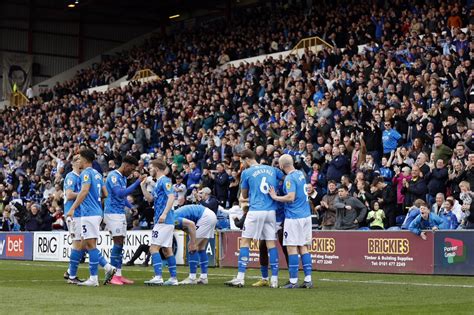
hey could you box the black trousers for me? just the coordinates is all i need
[129,244,151,264]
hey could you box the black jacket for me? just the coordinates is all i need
[402,177,427,207]
[426,168,448,195]
[200,196,219,213]
[214,171,230,199]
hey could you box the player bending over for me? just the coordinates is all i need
[174,204,217,285]
[269,154,313,289]
[141,159,178,286]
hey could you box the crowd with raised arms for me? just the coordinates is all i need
[0,0,473,234]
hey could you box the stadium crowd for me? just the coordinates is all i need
[1,0,473,233]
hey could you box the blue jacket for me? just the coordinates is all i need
[371,16,385,40]
[409,213,444,235]
[439,210,459,230]
[184,168,202,189]
[401,208,420,229]
[382,128,401,154]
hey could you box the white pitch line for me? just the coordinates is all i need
[2,262,473,289]
[318,278,474,289]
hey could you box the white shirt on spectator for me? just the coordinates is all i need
[26,87,34,99]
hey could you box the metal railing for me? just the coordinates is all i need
[289,36,334,56]
[9,92,29,107]
[132,69,158,81]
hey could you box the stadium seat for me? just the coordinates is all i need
[396,215,406,226]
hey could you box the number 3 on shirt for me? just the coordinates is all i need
[260,177,270,194]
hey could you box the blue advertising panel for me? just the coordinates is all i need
[0,232,34,261]
[434,231,474,276]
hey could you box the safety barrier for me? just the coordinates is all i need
[9,91,29,107]
[288,36,334,57]
[218,230,473,276]
[1,230,472,276]
[0,232,34,260]
[131,69,158,81]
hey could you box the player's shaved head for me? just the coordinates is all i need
[278,154,293,168]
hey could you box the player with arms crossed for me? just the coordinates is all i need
[174,204,217,285]
[66,148,116,287]
[141,159,178,286]
[105,155,144,285]
[269,154,313,288]
[226,149,283,288]
[64,155,85,284]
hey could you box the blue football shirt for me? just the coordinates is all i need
[80,167,104,217]
[64,171,81,217]
[174,204,206,229]
[153,175,175,224]
[240,164,284,211]
[282,170,310,219]
[104,170,127,215]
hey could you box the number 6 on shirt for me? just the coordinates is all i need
[260,177,270,194]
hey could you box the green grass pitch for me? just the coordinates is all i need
[0,260,473,314]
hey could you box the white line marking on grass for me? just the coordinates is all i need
[3,262,474,288]
[318,278,474,289]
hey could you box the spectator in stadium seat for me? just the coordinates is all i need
[438,199,459,230]
[433,134,453,165]
[184,161,201,190]
[409,205,444,240]
[325,146,349,183]
[382,121,401,157]
[210,163,230,208]
[198,187,218,214]
[431,193,445,215]
[366,201,385,230]
[463,200,474,229]
[401,165,427,210]
[371,177,397,228]
[317,181,338,231]
[392,166,411,214]
[334,185,367,230]
[426,159,448,207]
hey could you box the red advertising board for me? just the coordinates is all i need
[219,231,434,274]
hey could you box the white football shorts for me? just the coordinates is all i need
[283,217,312,246]
[68,217,82,242]
[242,210,276,241]
[196,208,217,239]
[80,216,102,240]
[150,223,174,248]
[104,213,127,237]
